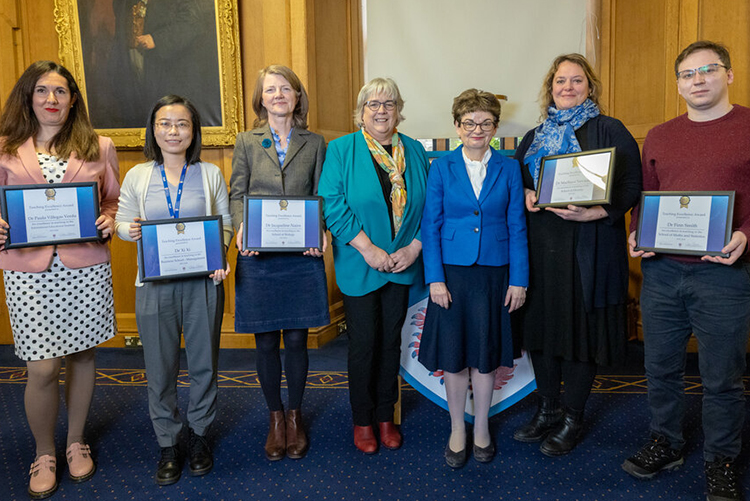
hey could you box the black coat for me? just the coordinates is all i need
[516,114,643,311]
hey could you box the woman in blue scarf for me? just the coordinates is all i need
[513,54,642,456]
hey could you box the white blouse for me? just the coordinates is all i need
[462,148,491,199]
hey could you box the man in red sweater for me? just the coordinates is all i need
[622,40,750,501]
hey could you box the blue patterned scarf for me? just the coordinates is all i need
[524,99,600,188]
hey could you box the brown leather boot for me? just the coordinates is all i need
[264,410,286,461]
[285,409,309,459]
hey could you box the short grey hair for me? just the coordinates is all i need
[352,77,406,128]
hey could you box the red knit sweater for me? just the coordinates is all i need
[631,105,750,260]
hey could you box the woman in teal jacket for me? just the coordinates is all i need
[318,77,428,454]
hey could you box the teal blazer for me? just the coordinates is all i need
[318,131,429,297]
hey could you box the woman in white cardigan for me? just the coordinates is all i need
[115,95,232,486]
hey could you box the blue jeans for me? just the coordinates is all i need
[640,257,750,461]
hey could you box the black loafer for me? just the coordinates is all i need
[444,442,468,469]
[155,445,183,486]
[473,442,495,463]
[188,429,213,476]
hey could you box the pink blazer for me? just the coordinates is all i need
[0,136,121,272]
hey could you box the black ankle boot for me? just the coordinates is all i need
[540,407,584,456]
[513,396,563,443]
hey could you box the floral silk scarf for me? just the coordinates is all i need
[362,128,407,235]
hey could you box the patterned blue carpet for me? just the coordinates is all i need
[0,341,749,500]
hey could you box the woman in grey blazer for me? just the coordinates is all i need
[229,65,329,461]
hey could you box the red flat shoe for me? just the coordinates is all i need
[378,421,402,450]
[353,425,378,454]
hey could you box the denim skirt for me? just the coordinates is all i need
[235,253,330,332]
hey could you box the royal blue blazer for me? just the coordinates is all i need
[422,146,529,288]
[318,131,429,297]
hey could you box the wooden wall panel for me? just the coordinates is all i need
[694,0,750,108]
[602,0,750,140]
[19,1,58,63]
[311,0,363,142]
[0,0,22,109]
[602,0,682,142]
[611,1,669,130]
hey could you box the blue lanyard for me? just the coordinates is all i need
[158,163,188,218]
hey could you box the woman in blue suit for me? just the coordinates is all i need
[318,77,428,454]
[419,89,528,468]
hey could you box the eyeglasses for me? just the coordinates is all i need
[365,100,397,112]
[460,120,497,132]
[676,63,728,81]
[155,121,191,131]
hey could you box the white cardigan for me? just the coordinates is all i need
[115,160,233,285]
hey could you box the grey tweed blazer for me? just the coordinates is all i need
[229,124,326,229]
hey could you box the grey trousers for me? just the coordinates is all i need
[136,277,224,447]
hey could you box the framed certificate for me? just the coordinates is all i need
[137,215,227,282]
[535,147,615,208]
[0,182,101,249]
[242,196,323,252]
[635,191,735,257]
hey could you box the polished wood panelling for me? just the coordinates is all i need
[310,0,363,142]
[692,0,750,109]
[0,0,21,106]
[601,0,750,142]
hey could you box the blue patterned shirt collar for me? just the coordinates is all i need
[270,127,293,166]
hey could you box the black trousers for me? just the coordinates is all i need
[343,282,409,426]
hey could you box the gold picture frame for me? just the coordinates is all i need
[54,0,243,148]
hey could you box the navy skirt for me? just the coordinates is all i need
[235,253,330,333]
[418,264,513,373]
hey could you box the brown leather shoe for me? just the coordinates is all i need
[28,455,57,499]
[353,425,378,454]
[378,421,402,450]
[285,409,309,459]
[265,410,286,461]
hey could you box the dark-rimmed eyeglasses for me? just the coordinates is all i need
[365,100,397,112]
[460,120,497,132]
[676,63,728,81]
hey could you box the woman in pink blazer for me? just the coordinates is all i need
[0,61,120,499]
